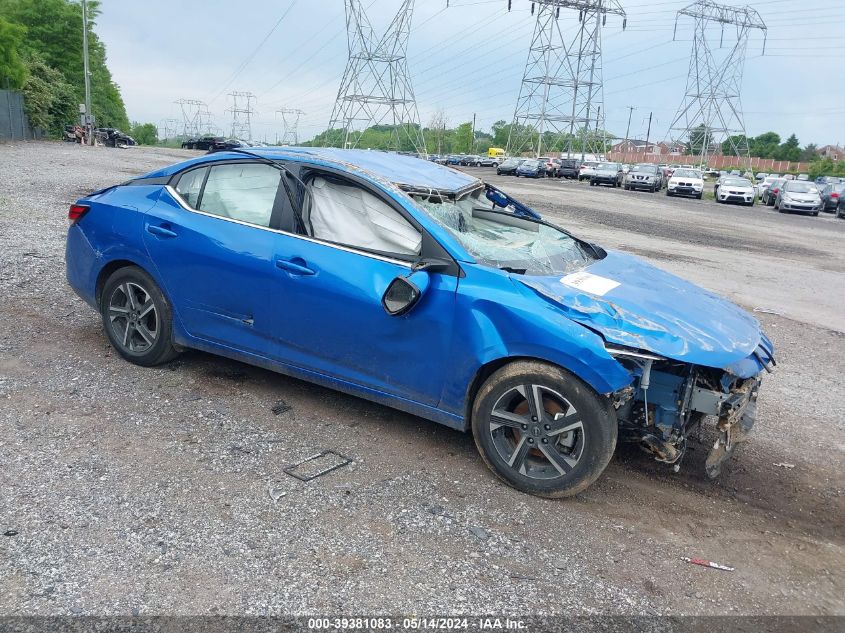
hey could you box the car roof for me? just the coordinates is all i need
[140,147,480,194]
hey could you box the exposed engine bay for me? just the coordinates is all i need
[608,344,775,477]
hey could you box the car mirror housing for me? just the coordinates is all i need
[382,270,430,317]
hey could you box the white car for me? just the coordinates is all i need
[666,168,704,199]
[716,177,756,206]
[756,175,781,198]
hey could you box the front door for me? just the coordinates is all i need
[268,174,458,407]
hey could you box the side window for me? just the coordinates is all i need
[198,163,282,228]
[174,167,207,208]
[304,176,422,257]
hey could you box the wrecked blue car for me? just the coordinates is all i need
[65,148,775,497]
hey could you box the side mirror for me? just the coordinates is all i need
[485,187,510,209]
[382,270,430,317]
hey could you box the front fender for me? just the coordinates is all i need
[439,266,634,419]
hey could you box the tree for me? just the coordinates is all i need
[491,119,509,148]
[129,122,157,145]
[0,18,27,89]
[20,51,76,135]
[749,132,780,158]
[775,134,801,162]
[454,122,473,153]
[687,125,719,156]
[722,134,750,155]
[0,0,129,130]
[799,144,819,162]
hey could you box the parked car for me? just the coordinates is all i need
[715,177,756,206]
[556,158,582,179]
[496,158,525,176]
[774,180,822,215]
[761,179,786,206]
[796,174,809,181]
[460,155,483,167]
[446,155,463,165]
[515,159,544,178]
[209,138,253,153]
[815,176,842,186]
[782,173,795,181]
[755,175,780,198]
[64,147,775,497]
[542,157,562,178]
[590,162,623,188]
[184,136,222,151]
[95,128,135,148]
[838,195,845,219]
[623,164,663,192]
[754,172,768,181]
[478,156,502,167]
[666,168,704,199]
[820,183,845,212]
[578,161,599,181]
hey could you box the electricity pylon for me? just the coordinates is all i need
[175,99,209,138]
[276,108,305,145]
[666,0,766,169]
[507,0,626,158]
[327,0,426,154]
[160,118,180,141]
[227,91,257,140]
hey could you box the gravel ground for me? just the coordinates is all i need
[0,142,842,617]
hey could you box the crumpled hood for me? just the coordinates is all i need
[518,250,763,370]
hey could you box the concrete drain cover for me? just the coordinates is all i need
[284,450,352,482]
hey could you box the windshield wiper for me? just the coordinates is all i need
[500,266,528,274]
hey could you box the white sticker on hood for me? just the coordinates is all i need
[560,272,620,296]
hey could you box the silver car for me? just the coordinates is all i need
[623,163,663,192]
[774,180,823,216]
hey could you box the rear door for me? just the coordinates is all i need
[142,161,286,358]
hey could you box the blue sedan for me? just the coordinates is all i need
[65,148,775,497]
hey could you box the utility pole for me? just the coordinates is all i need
[471,113,476,154]
[624,105,635,147]
[644,111,653,158]
[507,0,627,158]
[667,0,766,171]
[327,0,426,154]
[81,0,94,145]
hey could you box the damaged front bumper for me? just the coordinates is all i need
[608,338,774,477]
[698,377,760,478]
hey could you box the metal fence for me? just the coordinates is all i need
[0,89,39,142]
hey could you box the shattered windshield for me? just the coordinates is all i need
[412,188,595,276]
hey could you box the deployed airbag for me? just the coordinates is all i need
[307,177,421,256]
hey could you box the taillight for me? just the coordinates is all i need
[68,204,89,223]
[772,188,779,194]
[831,193,840,198]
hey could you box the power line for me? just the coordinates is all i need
[666,0,767,168]
[326,0,426,152]
[507,0,627,158]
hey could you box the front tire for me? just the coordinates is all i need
[471,361,617,498]
[100,266,179,367]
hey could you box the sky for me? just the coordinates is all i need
[95,0,845,147]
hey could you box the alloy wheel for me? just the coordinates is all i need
[107,282,159,353]
[487,384,584,480]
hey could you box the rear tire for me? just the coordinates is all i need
[100,266,179,367]
[472,361,617,498]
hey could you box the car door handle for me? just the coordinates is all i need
[275,258,315,276]
[146,223,177,238]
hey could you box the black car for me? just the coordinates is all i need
[555,158,582,179]
[95,128,135,148]
[460,155,483,167]
[208,138,252,153]
[820,183,845,212]
[838,195,845,219]
[496,157,525,176]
